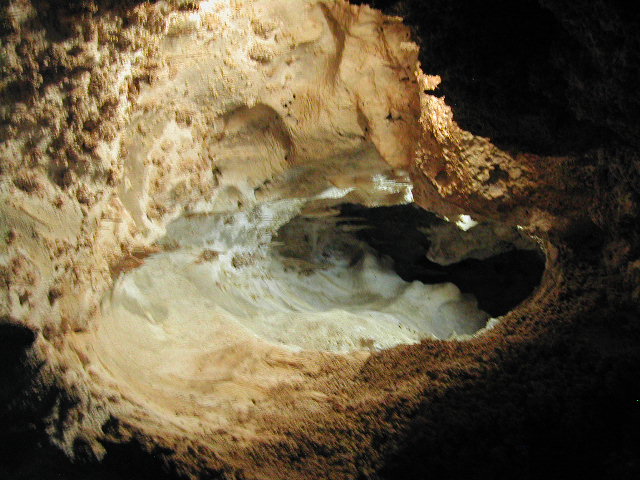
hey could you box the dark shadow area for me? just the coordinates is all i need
[338,204,545,317]
[0,420,191,480]
[375,305,640,480]
[0,433,190,480]
[0,322,36,405]
[353,0,640,155]
[0,322,188,480]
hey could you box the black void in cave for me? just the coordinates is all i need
[335,203,545,317]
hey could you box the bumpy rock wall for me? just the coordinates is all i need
[1,1,639,479]
[360,1,640,478]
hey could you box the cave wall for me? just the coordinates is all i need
[357,0,640,155]
[355,0,640,304]
[353,1,640,478]
[1,1,639,479]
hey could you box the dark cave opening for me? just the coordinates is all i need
[336,203,545,318]
[353,0,640,155]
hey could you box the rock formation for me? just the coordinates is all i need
[1,1,638,479]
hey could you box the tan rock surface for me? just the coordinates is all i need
[1,1,638,479]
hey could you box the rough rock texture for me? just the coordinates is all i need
[1,1,640,480]
[336,203,545,317]
[359,1,640,478]
[359,0,640,155]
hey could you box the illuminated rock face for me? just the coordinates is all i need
[1,0,433,474]
[1,1,638,480]
[103,203,489,356]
